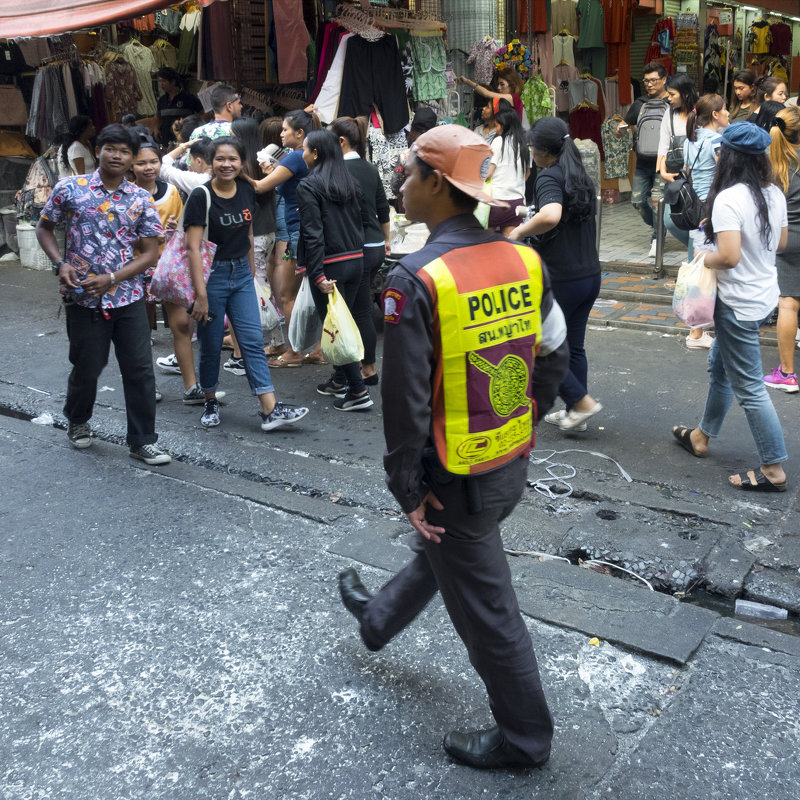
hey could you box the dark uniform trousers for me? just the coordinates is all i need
[361,455,554,764]
[64,298,158,447]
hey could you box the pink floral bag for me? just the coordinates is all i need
[150,185,216,308]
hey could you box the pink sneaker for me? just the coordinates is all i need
[764,367,799,393]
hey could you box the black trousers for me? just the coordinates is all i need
[310,256,366,395]
[361,455,554,763]
[352,246,384,366]
[64,299,158,447]
[337,36,410,135]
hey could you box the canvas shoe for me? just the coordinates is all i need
[156,353,181,374]
[67,421,92,449]
[129,443,171,465]
[763,367,799,393]
[223,356,246,376]
[260,402,309,431]
[686,331,714,349]
[183,385,226,405]
[648,239,657,259]
[333,392,374,412]
[201,398,221,427]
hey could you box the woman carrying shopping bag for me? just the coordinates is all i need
[671,122,789,492]
[185,137,309,432]
[297,130,373,411]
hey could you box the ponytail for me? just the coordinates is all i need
[329,116,368,158]
[769,106,800,192]
[284,109,321,138]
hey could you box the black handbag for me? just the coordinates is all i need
[664,141,705,231]
[664,110,687,174]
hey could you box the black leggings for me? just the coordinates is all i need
[352,246,384,365]
[310,256,366,395]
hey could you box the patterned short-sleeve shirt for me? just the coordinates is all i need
[41,170,163,311]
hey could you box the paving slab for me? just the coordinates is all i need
[702,539,757,598]
[743,567,800,614]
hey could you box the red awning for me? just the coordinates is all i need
[0,0,215,39]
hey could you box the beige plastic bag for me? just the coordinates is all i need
[321,285,364,365]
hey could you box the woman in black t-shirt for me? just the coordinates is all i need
[510,117,602,432]
[185,137,308,432]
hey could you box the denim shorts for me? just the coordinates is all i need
[275,197,288,242]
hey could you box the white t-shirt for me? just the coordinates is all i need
[490,135,525,201]
[658,109,687,158]
[67,141,96,175]
[710,182,786,321]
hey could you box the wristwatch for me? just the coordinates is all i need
[52,260,66,276]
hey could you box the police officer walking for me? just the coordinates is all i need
[338,125,568,768]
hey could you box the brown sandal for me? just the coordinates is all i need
[302,353,328,366]
[268,354,302,368]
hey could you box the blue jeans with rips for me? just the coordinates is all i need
[197,256,275,397]
[699,299,787,465]
[631,165,664,241]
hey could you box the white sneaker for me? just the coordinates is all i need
[156,353,181,374]
[648,240,657,258]
[558,403,602,431]
[544,409,587,432]
[686,331,714,349]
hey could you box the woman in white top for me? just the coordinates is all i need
[487,100,530,235]
[160,138,213,194]
[658,74,698,250]
[60,115,96,176]
[672,122,789,493]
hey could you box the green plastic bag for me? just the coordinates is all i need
[321,285,364,365]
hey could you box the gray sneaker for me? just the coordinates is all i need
[67,421,92,449]
[260,402,309,431]
[201,398,221,427]
[129,443,171,465]
[183,385,226,405]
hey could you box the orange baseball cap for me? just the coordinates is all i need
[411,124,508,207]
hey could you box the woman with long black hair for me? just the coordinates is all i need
[185,137,309,432]
[298,129,373,411]
[487,103,530,234]
[509,116,602,431]
[672,122,789,492]
[329,115,391,387]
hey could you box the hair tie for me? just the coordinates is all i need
[562,133,570,141]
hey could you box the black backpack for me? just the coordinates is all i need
[663,141,705,231]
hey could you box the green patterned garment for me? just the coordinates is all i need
[521,76,552,126]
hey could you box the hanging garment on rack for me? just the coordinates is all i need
[517,0,549,35]
[646,18,676,63]
[338,35,410,134]
[553,63,579,113]
[104,56,142,122]
[396,32,415,99]
[576,0,604,49]
[602,0,634,105]
[521,75,552,125]
[770,22,792,56]
[600,117,630,178]
[409,35,448,102]
[569,106,604,158]
[467,37,497,86]
[749,20,772,54]
[535,32,554,87]
[0,85,28,127]
[311,23,344,102]
[274,0,310,85]
[199,1,235,81]
[367,125,407,200]
[568,77,598,111]
[150,40,178,70]
[0,41,26,74]
[16,38,51,68]
[315,32,354,124]
[551,0,579,34]
[122,40,157,116]
[26,65,71,140]
[177,26,198,74]
[604,77,632,118]
[553,33,575,67]
[155,8,182,35]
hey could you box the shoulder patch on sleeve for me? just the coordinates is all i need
[382,287,407,324]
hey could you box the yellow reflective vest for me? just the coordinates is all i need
[418,240,544,475]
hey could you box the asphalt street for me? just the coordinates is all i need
[1,260,800,799]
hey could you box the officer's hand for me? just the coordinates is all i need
[407,491,446,544]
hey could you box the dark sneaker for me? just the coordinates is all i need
[129,443,171,465]
[67,421,92,449]
[183,385,226,405]
[223,356,246,376]
[156,353,181,374]
[316,379,347,398]
[260,402,309,431]
[334,392,373,412]
[201,398,221,427]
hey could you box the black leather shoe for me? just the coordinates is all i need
[443,726,546,769]
[338,568,372,622]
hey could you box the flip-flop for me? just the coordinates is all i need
[302,353,328,366]
[268,355,302,368]
[672,425,707,458]
[729,468,787,492]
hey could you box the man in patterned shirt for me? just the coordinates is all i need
[36,124,172,466]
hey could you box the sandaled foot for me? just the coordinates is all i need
[268,354,302,368]
[302,352,328,366]
[729,468,786,492]
[672,425,707,458]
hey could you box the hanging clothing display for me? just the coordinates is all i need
[273,0,310,84]
[311,23,345,103]
[553,63,579,113]
[602,0,634,105]
[576,0,604,49]
[315,32,354,124]
[103,52,142,122]
[749,19,771,55]
[409,34,447,102]
[466,37,497,86]
[551,0,579,34]
[553,33,575,67]
[122,39,157,116]
[150,39,178,70]
[770,22,792,57]
[600,118,630,178]
[521,75,552,126]
[199,0,235,81]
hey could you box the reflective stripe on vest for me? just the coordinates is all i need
[419,241,543,475]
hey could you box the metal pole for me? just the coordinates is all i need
[654,198,665,278]
[595,195,602,258]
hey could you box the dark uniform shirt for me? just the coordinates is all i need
[381,214,568,513]
[157,90,203,145]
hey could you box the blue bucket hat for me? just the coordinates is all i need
[721,121,772,154]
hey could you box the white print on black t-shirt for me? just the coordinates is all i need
[217,209,253,227]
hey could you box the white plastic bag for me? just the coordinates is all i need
[672,253,717,327]
[288,276,321,352]
[253,278,280,331]
[321,285,364,365]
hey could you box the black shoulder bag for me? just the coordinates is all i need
[663,140,705,231]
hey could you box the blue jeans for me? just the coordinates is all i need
[551,273,602,409]
[663,204,690,252]
[631,166,664,241]
[197,256,275,396]
[699,299,787,465]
